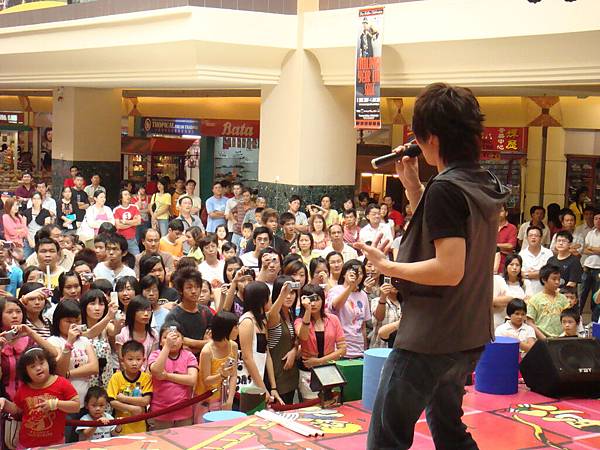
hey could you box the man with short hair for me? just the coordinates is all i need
[342,209,361,246]
[225,181,243,235]
[206,181,227,233]
[134,228,175,276]
[280,212,297,249]
[184,179,202,216]
[260,208,290,256]
[575,205,594,241]
[383,195,404,230]
[519,226,553,296]
[288,195,308,233]
[93,234,136,287]
[549,210,583,257]
[170,177,186,217]
[323,223,358,262]
[72,173,90,223]
[26,180,56,217]
[496,203,517,273]
[228,187,253,247]
[35,237,65,289]
[63,165,84,188]
[359,203,393,244]
[15,172,36,206]
[580,210,600,316]
[84,173,106,203]
[547,230,583,289]
[518,206,550,250]
[113,189,142,256]
[159,219,185,259]
[26,224,74,271]
[240,226,273,269]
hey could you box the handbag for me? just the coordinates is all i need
[150,194,157,213]
[1,413,20,450]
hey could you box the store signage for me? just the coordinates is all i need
[354,6,384,130]
[200,119,260,139]
[141,117,200,136]
[0,112,24,124]
[402,125,528,160]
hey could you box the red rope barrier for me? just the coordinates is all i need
[271,398,321,412]
[66,389,216,427]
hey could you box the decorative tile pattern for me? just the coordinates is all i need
[253,181,354,212]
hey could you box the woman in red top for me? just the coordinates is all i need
[294,284,346,400]
[2,197,28,248]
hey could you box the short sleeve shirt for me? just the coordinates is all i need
[76,413,116,439]
[326,285,371,358]
[424,181,468,242]
[106,370,153,435]
[526,292,570,338]
[206,196,228,233]
[113,204,141,240]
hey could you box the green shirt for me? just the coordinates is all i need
[527,291,570,338]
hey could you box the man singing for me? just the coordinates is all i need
[356,83,509,449]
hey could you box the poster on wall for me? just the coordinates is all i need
[214,137,259,184]
[354,6,384,130]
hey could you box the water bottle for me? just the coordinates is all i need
[132,383,141,397]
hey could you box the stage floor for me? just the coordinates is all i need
[50,386,600,450]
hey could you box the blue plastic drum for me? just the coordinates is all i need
[362,347,393,410]
[475,336,520,395]
[203,410,247,423]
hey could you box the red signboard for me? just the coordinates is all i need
[403,125,528,160]
[0,112,24,124]
[200,119,260,139]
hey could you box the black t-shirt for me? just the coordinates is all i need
[159,286,180,302]
[165,304,213,342]
[424,181,469,242]
[72,188,89,222]
[547,255,583,286]
[244,235,290,257]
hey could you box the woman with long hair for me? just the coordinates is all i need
[493,253,527,328]
[219,257,254,317]
[185,225,205,262]
[308,214,330,252]
[80,191,115,244]
[325,251,344,289]
[115,296,158,369]
[295,232,319,268]
[149,177,171,237]
[59,186,77,231]
[2,197,28,249]
[139,254,179,302]
[23,191,52,258]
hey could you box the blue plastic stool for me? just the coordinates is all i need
[203,410,247,423]
[475,336,520,395]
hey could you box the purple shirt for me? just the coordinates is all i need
[326,285,371,358]
[14,184,35,200]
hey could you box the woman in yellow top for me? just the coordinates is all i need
[149,177,171,237]
[195,311,238,422]
[569,186,590,227]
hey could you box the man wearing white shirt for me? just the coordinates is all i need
[517,206,550,250]
[240,226,272,270]
[575,206,594,239]
[184,179,202,216]
[519,226,553,296]
[26,180,56,216]
[288,195,308,233]
[359,203,394,245]
[93,234,136,287]
[580,211,600,315]
[323,223,358,261]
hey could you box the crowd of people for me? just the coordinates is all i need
[494,200,599,354]
[0,168,410,448]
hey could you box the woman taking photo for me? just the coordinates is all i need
[18,282,52,338]
[238,281,283,404]
[2,197,28,249]
[149,177,171,237]
[370,279,401,348]
[219,257,254,317]
[326,259,370,359]
[282,258,308,290]
[295,284,346,399]
[308,214,330,253]
[266,276,298,404]
[59,186,77,231]
[23,191,52,257]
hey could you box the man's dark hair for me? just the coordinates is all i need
[35,236,59,253]
[253,226,273,242]
[526,226,543,238]
[365,203,380,216]
[121,339,145,357]
[242,222,253,231]
[561,209,576,221]
[560,286,577,297]
[358,192,369,202]
[583,205,595,214]
[173,267,203,293]
[343,208,357,218]
[186,179,196,186]
[34,224,60,247]
[560,307,581,325]
[555,230,573,244]
[540,264,561,285]
[258,247,282,271]
[199,234,218,251]
[280,211,296,226]
[212,180,222,188]
[506,298,527,317]
[261,208,278,225]
[289,194,302,204]
[168,219,184,232]
[412,83,485,164]
[529,205,545,216]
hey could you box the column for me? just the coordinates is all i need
[258,48,356,211]
[52,87,122,204]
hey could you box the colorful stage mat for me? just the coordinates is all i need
[50,386,600,449]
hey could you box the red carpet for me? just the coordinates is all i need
[49,386,600,449]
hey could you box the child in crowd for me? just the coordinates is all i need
[0,348,80,449]
[199,279,217,313]
[560,286,585,335]
[159,219,185,260]
[526,264,570,339]
[495,298,537,354]
[195,311,238,420]
[76,386,120,440]
[239,222,253,255]
[115,296,158,368]
[559,307,583,337]
[107,340,153,435]
[149,322,198,430]
[221,242,237,261]
[140,274,169,336]
[184,226,204,263]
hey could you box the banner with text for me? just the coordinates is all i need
[354,6,384,130]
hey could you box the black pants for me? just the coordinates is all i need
[367,347,483,450]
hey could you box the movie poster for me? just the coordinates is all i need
[354,6,384,130]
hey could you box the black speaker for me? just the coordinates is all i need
[520,338,600,398]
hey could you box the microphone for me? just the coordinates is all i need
[370,142,421,169]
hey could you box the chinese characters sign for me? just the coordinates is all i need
[354,6,384,130]
[481,127,528,160]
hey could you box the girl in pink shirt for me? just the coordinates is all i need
[2,198,28,248]
[294,284,346,400]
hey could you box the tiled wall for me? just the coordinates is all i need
[255,181,355,213]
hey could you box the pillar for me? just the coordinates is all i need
[52,87,122,204]
[258,48,356,211]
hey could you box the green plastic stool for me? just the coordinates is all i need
[335,358,364,402]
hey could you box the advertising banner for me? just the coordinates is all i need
[355,6,384,130]
[141,117,200,137]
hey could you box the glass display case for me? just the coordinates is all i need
[565,156,600,205]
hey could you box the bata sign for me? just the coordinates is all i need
[200,119,259,139]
